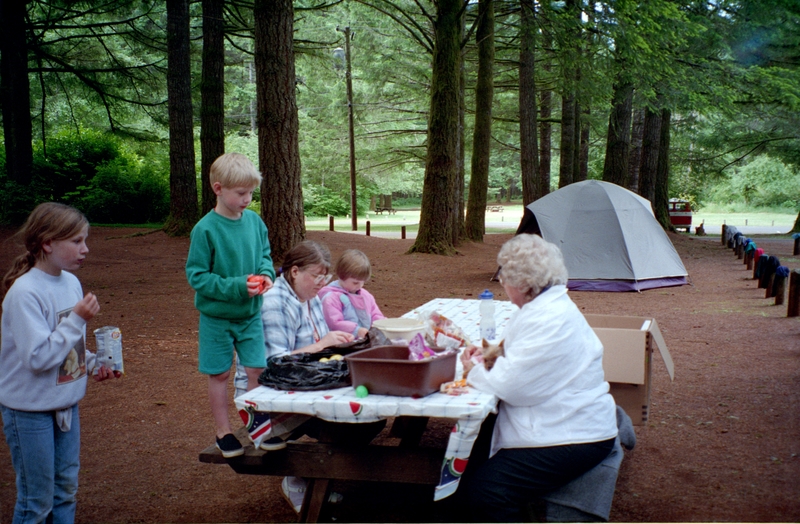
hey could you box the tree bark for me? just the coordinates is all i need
[465,0,494,241]
[602,80,634,186]
[454,7,467,244]
[200,0,225,216]
[0,0,34,188]
[628,107,645,192]
[255,0,305,262]
[654,108,672,230]
[792,211,800,233]
[558,93,576,188]
[579,106,590,181]
[572,99,582,182]
[519,0,539,206]
[537,85,552,198]
[164,0,199,236]
[410,0,461,255]
[638,105,661,203]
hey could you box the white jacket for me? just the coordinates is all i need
[467,285,618,457]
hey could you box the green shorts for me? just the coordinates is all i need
[198,313,265,375]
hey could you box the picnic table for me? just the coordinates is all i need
[486,205,504,212]
[373,206,396,214]
[199,298,517,522]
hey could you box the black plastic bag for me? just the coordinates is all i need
[258,353,351,391]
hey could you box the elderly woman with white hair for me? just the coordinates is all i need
[459,234,618,522]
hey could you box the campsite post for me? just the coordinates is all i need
[787,270,800,317]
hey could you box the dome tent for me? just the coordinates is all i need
[515,180,688,292]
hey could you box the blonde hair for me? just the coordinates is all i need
[335,249,371,281]
[2,203,89,294]
[281,240,332,287]
[497,234,568,301]
[209,153,262,188]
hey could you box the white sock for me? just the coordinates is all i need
[286,476,307,490]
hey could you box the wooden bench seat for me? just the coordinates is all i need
[199,427,442,522]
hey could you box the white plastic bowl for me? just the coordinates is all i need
[372,318,427,343]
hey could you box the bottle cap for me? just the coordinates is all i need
[480,289,493,300]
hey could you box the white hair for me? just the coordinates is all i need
[497,234,568,299]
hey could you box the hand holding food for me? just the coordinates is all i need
[74,292,99,321]
[247,275,270,296]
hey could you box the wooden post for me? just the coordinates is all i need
[794,237,799,256]
[721,225,727,245]
[745,251,753,270]
[765,274,775,298]
[366,221,371,237]
[788,270,800,317]
[774,275,786,306]
[737,243,744,259]
[329,216,334,231]
[401,226,406,240]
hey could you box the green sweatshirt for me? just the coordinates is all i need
[185,209,276,320]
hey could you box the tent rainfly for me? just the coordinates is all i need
[515,180,689,292]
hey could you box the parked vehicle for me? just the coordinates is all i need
[668,199,693,232]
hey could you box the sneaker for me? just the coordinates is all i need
[281,476,343,514]
[215,433,244,458]
[260,436,287,451]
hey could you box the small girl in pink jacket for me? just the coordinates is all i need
[318,249,385,338]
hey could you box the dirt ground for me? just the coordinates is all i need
[0,224,798,523]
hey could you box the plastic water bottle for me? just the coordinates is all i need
[479,289,496,341]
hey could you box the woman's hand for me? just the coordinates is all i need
[318,331,354,350]
[460,344,482,376]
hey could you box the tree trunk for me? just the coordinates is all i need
[410,0,461,255]
[602,80,634,186]
[572,99,581,182]
[465,0,495,241]
[654,108,672,230]
[519,0,539,206]
[638,106,661,203]
[200,0,225,216]
[454,7,467,244]
[255,0,305,262]
[558,93,576,188]
[538,85,552,198]
[163,0,199,236]
[628,107,645,193]
[579,106,590,181]
[792,211,800,233]
[0,0,33,189]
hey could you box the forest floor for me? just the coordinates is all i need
[0,226,798,523]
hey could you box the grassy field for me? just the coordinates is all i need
[306,206,797,236]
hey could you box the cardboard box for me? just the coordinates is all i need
[584,314,675,425]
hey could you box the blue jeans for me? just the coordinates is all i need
[1,404,81,524]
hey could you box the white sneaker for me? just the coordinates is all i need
[280,476,344,514]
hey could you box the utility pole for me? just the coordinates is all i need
[337,26,358,231]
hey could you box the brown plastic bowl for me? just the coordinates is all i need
[344,345,457,397]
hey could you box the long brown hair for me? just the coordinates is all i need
[2,203,89,294]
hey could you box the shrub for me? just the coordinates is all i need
[303,185,368,217]
[71,158,169,224]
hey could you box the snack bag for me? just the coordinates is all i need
[94,326,124,375]
[421,311,469,350]
[408,333,437,361]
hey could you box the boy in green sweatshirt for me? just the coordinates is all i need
[186,153,275,457]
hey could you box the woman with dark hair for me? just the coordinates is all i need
[234,240,384,514]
